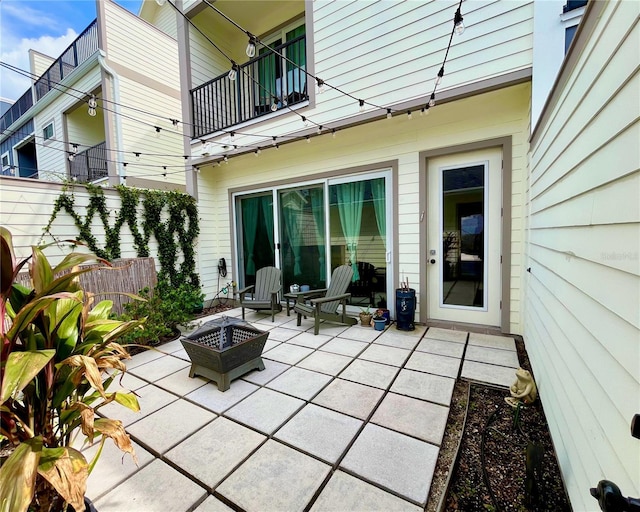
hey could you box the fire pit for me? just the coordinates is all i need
[180,316,268,391]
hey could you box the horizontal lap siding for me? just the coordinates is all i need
[196,84,529,330]
[103,1,185,185]
[526,1,640,509]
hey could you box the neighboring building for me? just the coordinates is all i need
[171,0,638,508]
[0,0,184,188]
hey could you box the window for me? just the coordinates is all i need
[1,152,9,172]
[43,122,54,141]
[563,0,587,13]
[565,25,578,53]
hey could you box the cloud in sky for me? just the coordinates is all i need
[0,0,143,102]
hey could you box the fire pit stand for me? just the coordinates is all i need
[180,316,269,391]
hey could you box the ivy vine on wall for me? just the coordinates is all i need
[43,184,200,288]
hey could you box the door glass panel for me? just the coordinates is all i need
[237,193,275,288]
[279,185,326,292]
[442,165,485,307]
[329,178,387,308]
[257,40,281,107]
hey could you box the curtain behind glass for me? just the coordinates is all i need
[371,178,386,247]
[281,191,303,276]
[336,182,365,281]
[310,188,326,281]
[260,195,274,260]
[242,197,260,275]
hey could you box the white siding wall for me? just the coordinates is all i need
[30,50,55,77]
[526,2,640,509]
[33,66,104,182]
[190,0,533,158]
[0,178,150,266]
[196,84,530,334]
[103,1,184,186]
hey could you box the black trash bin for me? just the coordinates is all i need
[395,288,416,331]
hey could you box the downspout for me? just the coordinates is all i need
[97,50,124,185]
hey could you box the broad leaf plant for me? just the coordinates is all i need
[0,227,144,512]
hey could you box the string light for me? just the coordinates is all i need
[255,148,261,156]
[358,99,365,112]
[386,109,392,119]
[270,100,278,112]
[245,34,257,58]
[306,136,311,143]
[428,93,436,108]
[407,111,412,120]
[228,62,238,81]
[170,118,179,127]
[155,126,161,137]
[316,78,325,94]
[436,66,445,86]
[316,125,322,135]
[272,136,277,146]
[454,7,465,35]
[87,94,97,117]
[301,116,309,127]
[134,152,141,161]
[332,129,337,139]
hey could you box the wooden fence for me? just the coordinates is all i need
[15,257,157,316]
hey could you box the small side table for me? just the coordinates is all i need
[284,292,299,316]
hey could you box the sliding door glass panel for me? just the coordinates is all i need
[278,185,325,292]
[257,40,281,107]
[442,165,485,307]
[237,193,275,288]
[329,177,387,308]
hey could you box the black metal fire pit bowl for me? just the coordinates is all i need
[180,316,268,391]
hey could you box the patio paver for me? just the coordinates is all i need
[340,423,439,506]
[319,337,368,357]
[415,337,466,358]
[468,332,517,351]
[424,327,468,343]
[312,378,384,420]
[465,344,519,367]
[265,326,300,341]
[165,417,266,488]
[297,350,353,375]
[155,367,209,396]
[99,383,178,426]
[275,403,363,463]
[404,351,461,379]
[262,342,314,365]
[127,354,190,383]
[225,387,305,434]
[358,343,411,367]
[339,359,399,389]
[265,366,333,400]
[287,331,332,349]
[193,496,234,512]
[391,369,455,406]
[338,325,382,343]
[371,392,449,445]
[310,470,423,512]
[216,440,330,512]
[94,459,207,512]
[186,379,259,414]
[241,358,290,385]
[461,359,518,388]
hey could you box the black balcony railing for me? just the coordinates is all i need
[34,20,99,101]
[69,141,108,183]
[0,89,33,133]
[191,35,307,138]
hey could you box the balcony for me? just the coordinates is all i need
[0,90,33,133]
[69,141,108,183]
[191,35,307,138]
[34,20,99,101]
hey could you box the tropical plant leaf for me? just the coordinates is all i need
[113,390,140,412]
[87,299,114,322]
[6,293,80,342]
[0,350,55,405]
[37,446,88,512]
[51,296,83,360]
[52,252,106,276]
[0,227,15,300]
[62,355,105,398]
[30,247,54,295]
[94,418,137,464]
[0,437,42,512]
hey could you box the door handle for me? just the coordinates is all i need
[430,259,436,264]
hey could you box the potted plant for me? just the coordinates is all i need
[359,307,373,326]
[372,309,386,331]
[0,227,144,512]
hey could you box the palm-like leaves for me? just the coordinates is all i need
[0,228,144,512]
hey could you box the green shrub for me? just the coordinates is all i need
[117,280,204,346]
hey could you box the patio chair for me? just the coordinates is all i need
[238,266,282,322]
[294,264,357,335]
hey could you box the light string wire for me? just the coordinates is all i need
[2,0,464,171]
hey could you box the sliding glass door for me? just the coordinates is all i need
[235,170,391,310]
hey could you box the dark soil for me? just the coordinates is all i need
[430,337,573,512]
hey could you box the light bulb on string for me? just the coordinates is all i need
[454,8,465,35]
[246,34,257,58]
[229,131,235,143]
[428,93,436,108]
[407,111,412,120]
[358,99,365,112]
[302,116,309,127]
[306,136,311,144]
[88,94,97,116]
[170,118,179,127]
[332,129,337,139]
[316,78,325,94]
[223,155,229,163]
[155,0,166,5]
[386,109,392,119]
[255,148,261,156]
[134,152,141,161]
[272,136,277,146]
[436,66,444,86]
[154,126,161,137]
[317,125,322,135]
[68,152,75,162]
[228,63,238,81]
[271,101,278,112]
[424,105,431,116]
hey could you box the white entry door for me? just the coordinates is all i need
[427,148,502,326]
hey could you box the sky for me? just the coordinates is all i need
[0,0,143,103]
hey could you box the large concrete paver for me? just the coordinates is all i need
[265,366,332,400]
[405,351,461,379]
[263,342,314,365]
[358,344,411,367]
[94,459,207,512]
[391,369,455,406]
[462,359,518,388]
[225,387,304,434]
[127,354,190,382]
[297,350,353,375]
[319,337,368,357]
[311,470,422,512]
[99,383,177,426]
[216,440,330,512]
[468,332,516,351]
[415,337,466,358]
[465,344,519,368]
[339,359,399,390]
[313,378,384,420]
[186,379,259,413]
[424,327,468,343]
[371,392,449,446]
[165,417,265,488]
[340,423,439,506]
[275,403,363,463]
